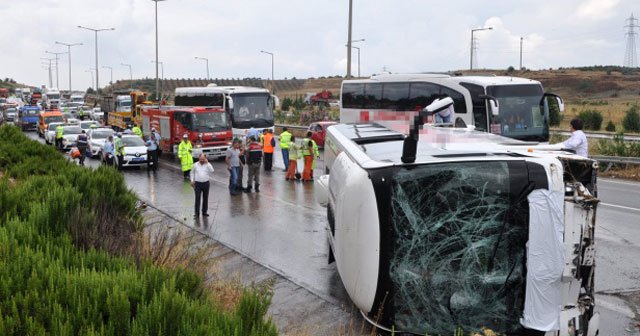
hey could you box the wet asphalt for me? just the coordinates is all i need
[24,130,640,335]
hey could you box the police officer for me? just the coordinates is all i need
[178,134,193,180]
[55,124,64,151]
[115,133,125,170]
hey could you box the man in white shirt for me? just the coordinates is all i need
[561,118,588,157]
[190,153,215,218]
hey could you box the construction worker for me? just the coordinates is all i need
[90,123,98,130]
[244,135,262,193]
[285,135,301,181]
[55,124,64,151]
[132,124,143,138]
[310,136,320,179]
[78,107,85,120]
[115,133,125,170]
[301,131,314,181]
[178,134,193,180]
[262,129,275,171]
[279,127,293,172]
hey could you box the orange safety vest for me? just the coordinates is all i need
[262,133,275,154]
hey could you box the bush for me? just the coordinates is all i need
[605,121,616,132]
[596,132,640,157]
[623,106,640,133]
[281,97,292,111]
[548,99,562,126]
[578,109,603,130]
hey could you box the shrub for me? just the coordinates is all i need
[605,121,616,132]
[548,99,562,126]
[578,109,603,130]
[281,97,292,111]
[623,106,640,133]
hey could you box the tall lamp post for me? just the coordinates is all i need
[41,58,54,88]
[55,41,83,92]
[45,51,66,89]
[85,69,95,90]
[121,63,133,90]
[194,56,210,80]
[346,0,353,78]
[151,61,164,99]
[470,27,492,70]
[346,38,365,77]
[260,50,274,93]
[102,66,113,89]
[77,25,115,92]
[151,0,167,102]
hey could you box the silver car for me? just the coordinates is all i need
[44,122,65,145]
[87,128,114,158]
[60,125,83,150]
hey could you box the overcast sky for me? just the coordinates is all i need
[0,0,637,90]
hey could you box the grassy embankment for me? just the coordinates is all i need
[0,125,277,335]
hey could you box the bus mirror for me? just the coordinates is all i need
[479,94,499,116]
[227,97,234,110]
[543,93,564,113]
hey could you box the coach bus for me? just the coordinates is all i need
[340,73,564,142]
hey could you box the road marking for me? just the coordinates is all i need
[600,202,640,212]
[599,178,640,187]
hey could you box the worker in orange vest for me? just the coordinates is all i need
[262,129,275,171]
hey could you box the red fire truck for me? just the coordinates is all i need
[141,105,232,160]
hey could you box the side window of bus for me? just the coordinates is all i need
[409,83,440,110]
[381,83,411,110]
[342,83,365,108]
[364,83,383,109]
[440,87,466,114]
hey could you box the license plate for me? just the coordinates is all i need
[132,157,144,162]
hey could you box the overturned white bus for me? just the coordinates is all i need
[315,112,599,335]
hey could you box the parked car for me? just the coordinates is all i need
[60,125,83,150]
[87,127,114,158]
[4,107,18,124]
[307,121,337,148]
[44,122,65,145]
[109,134,148,168]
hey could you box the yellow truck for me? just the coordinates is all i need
[103,90,150,131]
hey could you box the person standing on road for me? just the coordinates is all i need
[279,127,292,172]
[226,138,243,195]
[115,133,125,170]
[103,135,116,166]
[244,136,262,193]
[301,131,314,181]
[262,129,275,171]
[76,130,89,166]
[178,134,193,180]
[285,135,301,181]
[151,127,162,156]
[561,118,588,157]
[190,153,214,218]
[310,136,320,179]
[55,124,64,151]
[145,133,159,171]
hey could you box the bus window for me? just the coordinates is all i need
[409,83,440,110]
[364,83,383,109]
[342,83,365,108]
[381,83,411,110]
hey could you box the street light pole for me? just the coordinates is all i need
[152,0,167,102]
[519,37,523,70]
[345,39,364,77]
[55,41,83,92]
[194,56,210,80]
[102,66,113,87]
[260,50,274,93]
[45,51,65,89]
[470,27,492,70]
[85,69,95,90]
[121,63,133,90]
[77,25,115,92]
[41,58,54,88]
[151,61,164,99]
[346,0,353,78]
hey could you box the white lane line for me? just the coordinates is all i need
[599,178,640,187]
[600,202,640,212]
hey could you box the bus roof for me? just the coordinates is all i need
[175,85,269,96]
[346,73,541,87]
[329,123,570,169]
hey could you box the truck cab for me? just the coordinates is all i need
[19,105,41,130]
[316,122,599,336]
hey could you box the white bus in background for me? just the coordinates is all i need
[174,85,275,138]
[340,73,564,143]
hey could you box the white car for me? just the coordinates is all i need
[44,122,65,145]
[114,134,148,168]
[80,120,99,131]
[90,108,104,122]
[66,118,81,126]
[60,125,83,150]
[87,128,114,158]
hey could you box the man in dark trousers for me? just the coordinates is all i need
[76,130,89,166]
[244,135,262,193]
[190,153,214,218]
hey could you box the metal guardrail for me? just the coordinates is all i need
[552,130,640,142]
[591,155,640,165]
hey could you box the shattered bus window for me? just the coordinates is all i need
[390,161,528,334]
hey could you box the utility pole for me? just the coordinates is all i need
[346,0,353,78]
[152,0,167,102]
[121,63,133,90]
[624,14,638,68]
[55,41,83,92]
[102,66,113,87]
[345,39,364,77]
[77,25,115,92]
[519,37,523,70]
[41,58,54,88]
[470,27,492,70]
[45,51,65,89]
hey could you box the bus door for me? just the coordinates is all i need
[460,83,489,132]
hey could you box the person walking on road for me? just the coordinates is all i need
[285,135,301,181]
[178,134,193,180]
[226,138,243,195]
[262,129,275,171]
[190,153,214,218]
[114,133,125,170]
[302,131,314,181]
[279,127,293,172]
[560,118,588,157]
[55,124,64,151]
[76,130,89,166]
[103,135,116,166]
[244,136,262,193]
[146,133,159,171]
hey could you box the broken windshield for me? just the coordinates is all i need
[389,161,528,334]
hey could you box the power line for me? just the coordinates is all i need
[624,13,638,67]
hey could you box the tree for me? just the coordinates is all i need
[578,109,603,131]
[548,99,562,126]
[605,120,616,132]
[623,106,640,133]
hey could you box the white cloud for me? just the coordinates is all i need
[577,0,621,20]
